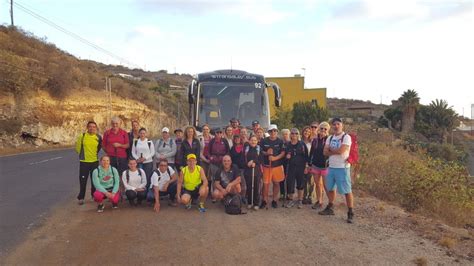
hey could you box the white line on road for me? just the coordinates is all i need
[29,156,63,165]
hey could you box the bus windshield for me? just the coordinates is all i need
[197,82,269,129]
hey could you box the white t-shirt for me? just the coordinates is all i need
[122,169,147,191]
[326,132,352,168]
[150,166,175,191]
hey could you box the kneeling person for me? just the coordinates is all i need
[148,159,178,213]
[122,159,147,206]
[177,154,209,212]
[212,155,241,200]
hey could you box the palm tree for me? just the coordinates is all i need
[399,89,420,133]
[428,99,459,143]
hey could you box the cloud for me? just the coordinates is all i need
[329,0,471,23]
[135,0,293,24]
[125,25,161,41]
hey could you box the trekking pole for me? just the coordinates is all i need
[251,166,255,207]
[283,161,289,207]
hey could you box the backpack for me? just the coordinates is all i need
[126,169,144,183]
[346,133,359,164]
[224,193,243,215]
[134,139,152,150]
[329,133,359,165]
[153,167,172,182]
[97,167,117,191]
[157,138,174,149]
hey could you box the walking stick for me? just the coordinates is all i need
[283,161,289,207]
[251,166,255,207]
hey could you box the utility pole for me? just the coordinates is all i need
[105,77,112,122]
[159,96,162,128]
[10,0,14,27]
[177,102,180,127]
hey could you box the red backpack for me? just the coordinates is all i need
[346,133,359,165]
[329,132,359,165]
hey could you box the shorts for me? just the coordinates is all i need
[325,168,351,194]
[262,165,285,184]
[310,166,328,177]
[182,184,202,200]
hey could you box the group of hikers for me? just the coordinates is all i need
[76,116,356,223]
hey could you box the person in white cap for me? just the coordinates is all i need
[155,127,177,170]
[260,124,286,209]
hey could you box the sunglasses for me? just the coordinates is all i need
[320,128,328,131]
[311,126,318,128]
[159,164,168,167]
[268,129,277,132]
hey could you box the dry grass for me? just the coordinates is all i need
[356,140,474,227]
[438,236,457,249]
[413,257,428,266]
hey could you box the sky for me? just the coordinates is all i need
[1,0,472,116]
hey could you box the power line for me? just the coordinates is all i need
[12,1,140,68]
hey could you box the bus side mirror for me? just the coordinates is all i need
[266,82,282,107]
[188,80,197,104]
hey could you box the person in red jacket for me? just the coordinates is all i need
[103,117,129,177]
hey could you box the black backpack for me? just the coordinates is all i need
[126,169,144,183]
[224,193,243,215]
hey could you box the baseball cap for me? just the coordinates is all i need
[267,124,278,131]
[174,128,183,134]
[252,120,259,126]
[187,154,197,160]
[162,127,170,133]
[214,127,223,133]
[331,117,343,124]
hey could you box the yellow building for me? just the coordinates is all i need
[266,76,327,117]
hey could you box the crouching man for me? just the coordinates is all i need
[212,155,242,200]
[148,159,178,213]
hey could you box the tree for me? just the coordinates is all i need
[399,89,420,133]
[291,101,329,129]
[415,99,459,143]
[428,99,459,143]
[271,105,293,130]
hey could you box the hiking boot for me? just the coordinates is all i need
[198,203,206,213]
[286,200,296,208]
[347,211,354,224]
[253,205,259,211]
[168,200,177,207]
[97,204,104,213]
[185,203,192,210]
[312,201,323,210]
[242,197,248,206]
[112,203,118,209]
[247,204,253,209]
[279,194,285,201]
[78,199,84,205]
[271,200,278,209]
[297,200,303,209]
[318,205,335,215]
[260,201,267,209]
[302,198,312,205]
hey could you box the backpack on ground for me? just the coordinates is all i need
[224,193,243,215]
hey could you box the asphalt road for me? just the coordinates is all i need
[0,149,79,257]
